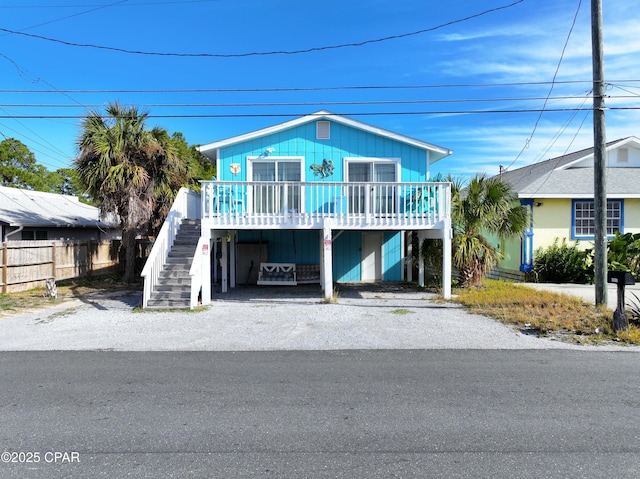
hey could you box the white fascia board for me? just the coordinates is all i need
[518,193,640,199]
[197,110,453,161]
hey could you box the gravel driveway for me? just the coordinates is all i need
[1,283,638,351]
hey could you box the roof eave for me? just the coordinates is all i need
[197,110,453,158]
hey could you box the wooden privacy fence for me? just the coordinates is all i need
[0,240,149,294]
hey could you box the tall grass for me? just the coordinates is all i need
[453,280,640,344]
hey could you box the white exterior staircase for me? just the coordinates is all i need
[145,219,201,309]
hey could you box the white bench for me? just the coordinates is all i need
[257,263,297,286]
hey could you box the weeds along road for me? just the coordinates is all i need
[1,350,639,478]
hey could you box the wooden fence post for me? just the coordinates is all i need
[2,242,7,294]
[51,242,57,281]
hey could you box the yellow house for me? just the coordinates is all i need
[493,137,640,279]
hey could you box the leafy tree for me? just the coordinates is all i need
[146,132,216,235]
[170,132,216,190]
[450,174,528,287]
[75,103,179,283]
[0,138,50,190]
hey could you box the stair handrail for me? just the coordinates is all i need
[141,187,200,308]
[188,236,207,309]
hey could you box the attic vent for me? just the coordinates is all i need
[316,121,330,140]
[618,148,629,163]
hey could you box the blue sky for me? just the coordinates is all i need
[1,0,639,180]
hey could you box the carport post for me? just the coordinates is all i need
[417,232,425,288]
[201,228,211,305]
[321,223,333,300]
[442,220,452,300]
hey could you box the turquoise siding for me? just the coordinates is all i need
[237,230,402,282]
[333,231,362,282]
[217,120,428,182]
[383,232,402,281]
[237,230,319,264]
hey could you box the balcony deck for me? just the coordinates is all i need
[201,181,451,230]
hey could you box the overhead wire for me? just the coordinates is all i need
[0,1,526,58]
[0,107,623,120]
[3,93,634,109]
[502,0,583,173]
[0,0,130,170]
[4,80,637,94]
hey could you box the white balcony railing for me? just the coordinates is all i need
[201,181,450,229]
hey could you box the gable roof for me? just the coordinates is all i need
[198,110,453,162]
[517,168,640,198]
[498,137,640,196]
[0,186,117,228]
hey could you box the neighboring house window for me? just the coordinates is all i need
[21,230,48,240]
[316,121,330,140]
[248,157,303,214]
[572,199,623,238]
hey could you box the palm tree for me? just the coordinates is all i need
[450,174,528,287]
[75,103,179,283]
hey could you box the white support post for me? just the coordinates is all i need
[322,223,333,300]
[230,230,236,289]
[418,232,425,288]
[406,231,413,282]
[319,231,325,289]
[201,228,212,305]
[442,220,452,299]
[212,237,218,285]
[221,233,228,293]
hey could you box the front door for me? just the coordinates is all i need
[361,233,382,282]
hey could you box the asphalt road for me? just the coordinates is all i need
[1,350,639,478]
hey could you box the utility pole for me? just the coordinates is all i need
[592,0,607,306]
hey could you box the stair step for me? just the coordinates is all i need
[166,257,193,264]
[145,299,192,310]
[150,291,190,301]
[155,284,190,292]
[159,271,190,280]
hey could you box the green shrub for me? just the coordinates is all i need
[533,238,590,283]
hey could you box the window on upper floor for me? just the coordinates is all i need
[345,158,400,214]
[572,199,622,239]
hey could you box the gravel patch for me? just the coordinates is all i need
[1,283,638,351]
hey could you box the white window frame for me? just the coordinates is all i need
[343,157,401,182]
[246,156,305,214]
[344,158,401,215]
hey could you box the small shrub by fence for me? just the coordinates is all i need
[1,239,151,293]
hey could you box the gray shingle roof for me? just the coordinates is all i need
[0,186,117,228]
[518,167,640,198]
[496,137,640,197]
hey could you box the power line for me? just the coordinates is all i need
[4,95,631,109]
[0,80,628,94]
[0,0,127,36]
[503,0,583,173]
[1,107,635,120]
[0,0,222,7]
[0,1,526,58]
